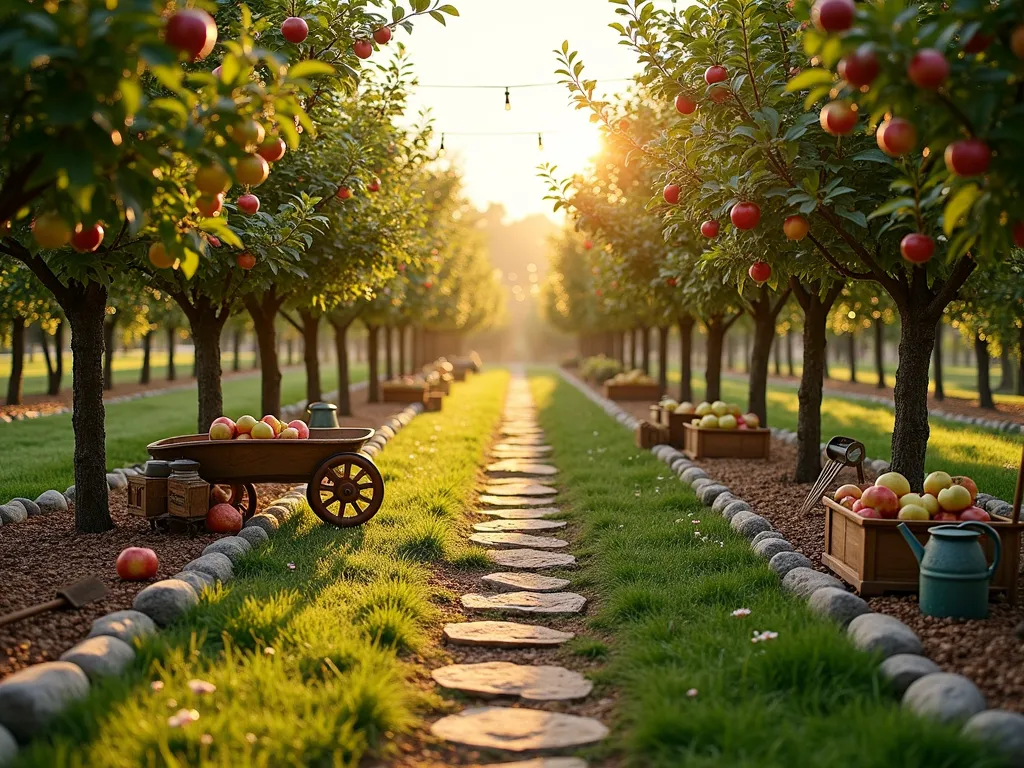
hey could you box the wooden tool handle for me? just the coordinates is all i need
[0,598,65,628]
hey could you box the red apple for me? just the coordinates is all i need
[748,261,772,284]
[336,186,352,200]
[857,507,882,519]
[287,420,310,439]
[934,511,959,521]
[963,32,993,53]
[900,233,935,264]
[667,277,678,287]
[206,503,243,534]
[709,86,730,104]
[861,485,899,518]
[208,236,221,247]
[834,483,863,501]
[354,40,373,59]
[71,223,104,253]
[196,194,224,217]
[959,506,991,522]
[839,496,857,510]
[373,26,392,45]
[944,139,991,177]
[368,177,381,193]
[237,193,260,215]
[236,154,269,186]
[704,65,728,84]
[1012,25,1024,59]
[852,499,866,513]
[663,184,681,205]
[876,118,917,157]
[1013,222,1024,247]
[840,45,879,88]
[165,9,217,62]
[211,416,237,436]
[257,137,287,163]
[281,16,309,43]
[700,220,720,238]
[675,93,697,115]
[731,202,761,230]
[261,414,283,435]
[819,101,857,136]
[908,49,949,90]
[236,252,256,270]
[951,475,978,503]
[783,215,809,241]
[811,0,855,32]
[116,547,159,581]
[583,240,593,250]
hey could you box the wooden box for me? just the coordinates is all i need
[426,391,444,412]
[167,476,210,519]
[604,383,661,401]
[636,420,669,449]
[126,474,167,518]
[381,384,428,404]
[821,496,1022,602]
[431,379,451,396]
[682,423,770,459]
[667,411,701,448]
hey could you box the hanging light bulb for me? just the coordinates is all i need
[504,86,511,111]
[537,132,544,151]
[439,133,445,157]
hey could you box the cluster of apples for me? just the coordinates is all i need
[608,370,657,386]
[208,414,311,441]
[834,470,989,521]
[669,399,760,430]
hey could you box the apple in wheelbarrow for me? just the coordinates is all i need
[251,421,276,439]
[287,420,310,439]
[207,503,243,534]
[209,416,236,440]
[116,547,159,581]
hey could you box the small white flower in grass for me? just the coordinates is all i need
[657,475,665,480]
[617,524,624,528]
[245,733,258,744]
[687,688,699,698]
[593,431,599,437]
[751,630,778,643]
[731,608,751,618]
[634,490,641,497]
[200,733,214,745]
[166,699,178,708]
[187,679,216,695]
[691,520,700,525]
[287,562,296,571]
[263,646,275,656]
[168,708,200,728]
[150,681,165,692]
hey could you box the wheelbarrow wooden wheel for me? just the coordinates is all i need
[225,483,258,520]
[307,453,384,527]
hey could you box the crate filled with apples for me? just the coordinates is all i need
[680,401,769,459]
[381,377,429,403]
[821,469,1022,598]
[209,414,310,441]
[603,370,661,401]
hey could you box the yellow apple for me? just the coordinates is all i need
[209,422,234,441]
[897,504,930,521]
[834,484,862,502]
[695,401,712,416]
[919,493,939,516]
[699,414,720,429]
[278,427,300,439]
[898,493,924,509]
[923,471,953,497]
[937,485,972,513]
[250,421,276,440]
[236,415,257,435]
[718,414,738,429]
[711,400,729,416]
[876,472,911,498]
[675,402,695,414]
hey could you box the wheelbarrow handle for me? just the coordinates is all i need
[0,598,66,628]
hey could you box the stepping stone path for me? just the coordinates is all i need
[481,571,571,592]
[473,519,567,533]
[432,661,593,701]
[432,373,605,763]
[462,591,587,615]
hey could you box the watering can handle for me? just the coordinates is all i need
[958,521,1002,579]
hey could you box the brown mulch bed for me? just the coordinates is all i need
[605,392,1024,713]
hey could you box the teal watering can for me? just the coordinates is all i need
[898,521,1001,619]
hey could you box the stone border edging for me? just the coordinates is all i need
[0,399,425,762]
[557,367,1024,764]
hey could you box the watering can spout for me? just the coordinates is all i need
[897,522,925,564]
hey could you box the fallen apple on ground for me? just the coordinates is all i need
[207,503,243,534]
[116,547,159,581]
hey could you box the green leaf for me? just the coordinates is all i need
[439,4,459,14]
[837,209,867,228]
[429,10,446,24]
[179,248,200,280]
[849,149,893,165]
[149,97,189,121]
[785,68,834,92]
[942,183,981,237]
[288,60,335,79]
[868,196,916,220]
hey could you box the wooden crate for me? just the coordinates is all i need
[126,474,167,518]
[381,384,428,404]
[426,391,444,412]
[430,379,451,396]
[636,421,669,449]
[667,411,701,448]
[682,423,770,459]
[821,496,1022,602]
[604,383,661,401]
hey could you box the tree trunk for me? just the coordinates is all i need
[102,315,116,391]
[932,321,945,401]
[742,331,750,373]
[618,330,627,368]
[773,334,782,376]
[5,318,25,405]
[975,333,995,409]
[704,316,730,402]
[330,317,353,417]
[244,290,285,417]
[747,287,791,427]
[889,305,939,489]
[656,326,669,394]
[823,338,830,380]
[189,306,229,432]
[725,334,735,371]
[286,338,294,367]
[50,319,64,395]
[140,330,152,385]
[847,331,857,383]
[629,328,638,369]
[232,330,242,372]
[39,323,54,395]
[367,325,380,403]
[640,326,651,375]
[997,346,1013,392]
[786,330,795,377]
[398,325,408,376]
[167,326,178,381]
[1018,325,1024,397]
[299,309,322,405]
[68,284,114,532]
[411,326,421,372]
[874,319,886,389]
[384,326,394,380]
[677,316,694,404]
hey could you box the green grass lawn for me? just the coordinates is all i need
[667,373,1022,502]
[530,372,1005,768]
[0,364,367,501]
[14,369,509,768]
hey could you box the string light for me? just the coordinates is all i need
[504,87,511,111]
[538,133,544,151]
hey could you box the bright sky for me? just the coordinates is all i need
[396,0,650,221]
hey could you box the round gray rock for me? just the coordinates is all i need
[202,536,251,563]
[903,673,986,725]
[670,456,692,472]
[132,579,199,627]
[12,498,40,517]
[698,484,731,506]
[183,552,234,583]
[0,661,90,742]
[0,724,16,765]
[106,473,128,490]
[263,504,292,522]
[732,513,772,539]
[711,492,736,514]
[722,499,752,521]
[63,486,76,504]
[807,586,869,627]
[87,610,157,644]
[172,570,216,595]
[0,504,26,524]
[237,526,270,548]
[769,550,812,577]
[751,530,785,546]
[35,490,68,515]
[847,612,923,658]
[753,538,794,560]
[782,567,845,598]
[680,467,708,484]
[59,636,136,680]
[879,654,942,697]
[270,497,304,513]
[243,513,280,535]
[962,709,1024,765]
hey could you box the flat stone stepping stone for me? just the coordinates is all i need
[463,591,586,615]
[443,621,575,648]
[482,572,571,592]
[491,447,554,460]
[431,706,608,752]
[481,483,558,497]
[488,549,576,569]
[480,495,558,507]
[477,507,562,519]
[432,661,593,701]
[500,436,550,446]
[480,759,587,768]
[474,519,567,533]
[471,533,568,550]
[487,461,559,477]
